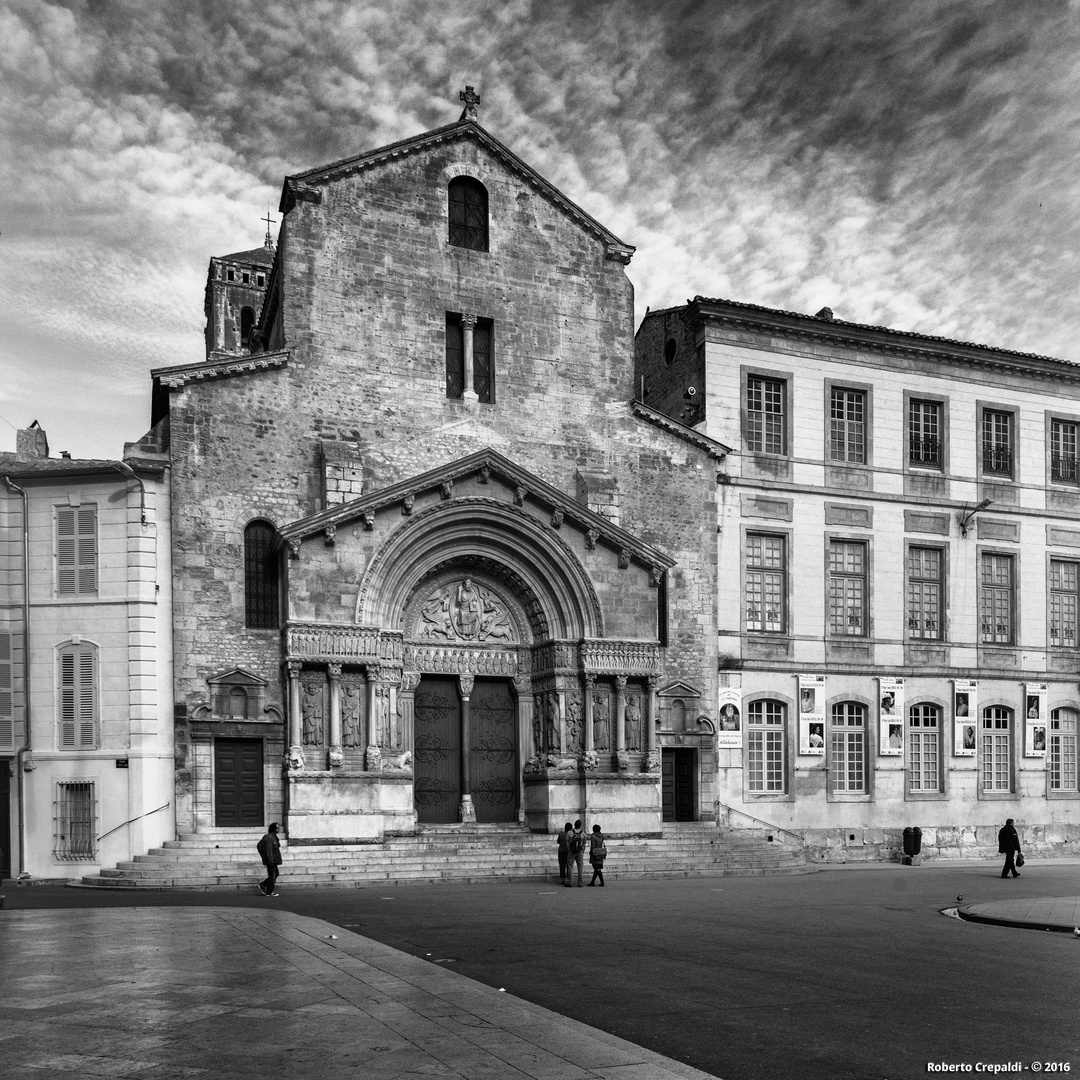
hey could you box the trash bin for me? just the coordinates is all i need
[902,826,922,857]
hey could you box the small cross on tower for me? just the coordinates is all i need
[459,85,480,122]
[262,206,276,250]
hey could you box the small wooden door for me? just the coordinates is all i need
[662,748,696,822]
[470,679,518,823]
[214,739,264,826]
[414,677,461,823]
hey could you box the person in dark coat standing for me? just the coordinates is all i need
[556,822,572,885]
[566,819,585,887]
[257,823,282,895]
[998,818,1021,878]
[588,824,606,887]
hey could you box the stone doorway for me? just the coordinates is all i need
[214,738,264,826]
[662,748,696,822]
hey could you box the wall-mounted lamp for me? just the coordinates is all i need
[958,498,992,538]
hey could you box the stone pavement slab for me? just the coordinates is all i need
[0,907,719,1080]
[959,894,1080,932]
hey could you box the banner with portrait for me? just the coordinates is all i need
[878,677,904,756]
[953,679,977,757]
[798,674,826,756]
[716,688,742,749]
[1024,683,1048,757]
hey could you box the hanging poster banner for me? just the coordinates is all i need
[953,679,977,757]
[798,674,826,755]
[1024,683,1048,757]
[879,677,904,756]
[716,688,742,749]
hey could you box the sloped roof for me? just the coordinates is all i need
[0,452,163,479]
[216,246,275,266]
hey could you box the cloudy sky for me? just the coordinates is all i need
[2,0,1078,460]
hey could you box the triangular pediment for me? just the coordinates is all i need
[659,681,702,699]
[279,447,674,575]
[207,667,267,688]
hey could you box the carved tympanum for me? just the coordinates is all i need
[416,578,516,644]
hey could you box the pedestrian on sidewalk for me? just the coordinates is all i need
[998,818,1022,878]
[588,824,607,887]
[257,823,282,895]
[557,822,572,885]
[567,819,585,887]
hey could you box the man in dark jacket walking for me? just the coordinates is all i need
[998,818,1021,878]
[257,823,282,895]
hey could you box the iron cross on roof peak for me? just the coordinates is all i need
[262,206,276,250]
[459,85,480,121]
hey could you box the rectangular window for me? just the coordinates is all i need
[830,703,866,793]
[907,547,943,641]
[1051,419,1079,483]
[1049,560,1079,649]
[55,781,95,860]
[828,540,867,637]
[981,708,1012,792]
[57,505,97,597]
[60,644,96,750]
[747,701,786,793]
[445,315,494,403]
[745,534,786,633]
[829,388,865,464]
[473,319,494,404]
[1050,710,1078,793]
[982,409,1013,478]
[746,376,785,454]
[909,400,942,468]
[445,316,464,398]
[980,554,1014,645]
[908,705,941,793]
[0,631,12,750]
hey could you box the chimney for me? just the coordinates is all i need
[16,421,49,462]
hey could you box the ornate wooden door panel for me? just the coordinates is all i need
[470,678,518,823]
[214,739,264,827]
[414,677,461,823]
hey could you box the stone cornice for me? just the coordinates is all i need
[152,350,289,390]
[631,400,731,459]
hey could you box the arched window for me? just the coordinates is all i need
[240,307,256,348]
[448,177,488,251]
[59,642,97,750]
[748,700,786,793]
[830,702,866,793]
[908,704,941,793]
[981,706,1012,792]
[1050,708,1078,792]
[244,521,280,629]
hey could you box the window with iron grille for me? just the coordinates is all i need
[0,630,12,751]
[244,521,280,630]
[980,553,1014,645]
[56,505,97,596]
[1049,559,1079,649]
[907,547,943,640]
[1050,708,1078,793]
[1051,419,1079,483]
[830,702,866,793]
[59,642,96,750]
[909,400,942,468]
[829,387,865,463]
[908,704,941,792]
[828,540,867,636]
[747,700,786,793]
[981,707,1012,792]
[448,177,488,251]
[55,781,95,860]
[745,534,786,633]
[981,409,1013,477]
[745,376,785,454]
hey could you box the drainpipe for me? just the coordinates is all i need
[3,476,31,877]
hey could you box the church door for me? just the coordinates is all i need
[414,677,461,823]
[662,748,696,822]
[214,739,264,826]
[470,678,518,823]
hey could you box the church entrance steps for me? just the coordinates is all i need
[77,824,810,889]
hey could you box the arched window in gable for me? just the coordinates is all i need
[448,177,488,251]
[244,520,280,630]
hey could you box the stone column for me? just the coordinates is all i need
[364,666,382,771]
[645,676,660,773]
[287,661,304,772]
[328,663,344,768]
[399,672,420,759]
[459,673,476,823]
[615,675,629,771]
[584,674,596,752]
[515,675,536,765]
[461,313,478,401]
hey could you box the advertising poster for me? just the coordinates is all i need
[1025,683,1048,757]
[798,674,826,755]
[879,677,904,756]
[717,688,742,749]
[953,679,977,757]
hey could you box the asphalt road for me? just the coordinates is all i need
[6,861,1079,1080]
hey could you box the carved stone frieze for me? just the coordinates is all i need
[580,639,662,676]
[414,577,517,644]
[402,645,520,676]
[531,641,580,677]
[287,625,404,663]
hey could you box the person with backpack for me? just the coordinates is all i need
[588,823,607,886]
[257,822,282,895]
[566,819,585,887]
[556,822,572,885]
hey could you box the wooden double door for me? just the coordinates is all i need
[662,748,696,822]
[214,738,264,826]
[413,676,518,823]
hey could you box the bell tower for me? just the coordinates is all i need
[203,213,276,358]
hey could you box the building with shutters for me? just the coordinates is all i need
[0,422,173,879]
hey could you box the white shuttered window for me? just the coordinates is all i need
[0,631,13,750]
[57,505,98,596]
[59,643,97,749]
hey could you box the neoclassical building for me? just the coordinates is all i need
[152,92,724,844]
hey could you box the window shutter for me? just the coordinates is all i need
[78,648,96,747]
[0,631,12,749]
[59,644,96,749]
[77,507,98,594]
[57,508,77,594]
[60,649,76,747]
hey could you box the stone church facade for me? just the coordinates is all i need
[152,97,724,844]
